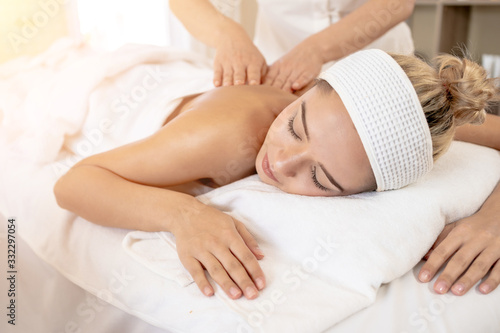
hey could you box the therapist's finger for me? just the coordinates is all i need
[450,249,498,295]
[291,72,315,91]
[233,65,246,86]
[263,64,279,85]
[222,66,234,86]
[247,63,264,85]
[213,63,223,87]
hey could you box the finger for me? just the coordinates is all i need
[202,253,243,300]
[451,250,499,295]
[246,63,262,85]
[222,67,234,86]
[235,221,265,260]
[183,257,214,297]
[423,223,456,260]
[291,73,314,91]
[229,241,266,295]
[218,249,261,299]
[213,64,223,87]
[418,234,461,283]
[282,77,294,93]
[233,65,246,86]
[270,75,286,90]
[263,65,278,85]
[432,243,484,294]
[479,260,500,294]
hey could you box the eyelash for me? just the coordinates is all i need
[288,115,301,140]
[311,167,330,192]
[288,113,328,192]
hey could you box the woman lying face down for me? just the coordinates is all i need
[54,49,498,301]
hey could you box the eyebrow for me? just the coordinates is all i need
[301,100,344,193]
[301,101,309,140]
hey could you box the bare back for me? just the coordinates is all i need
[77,85,297,190]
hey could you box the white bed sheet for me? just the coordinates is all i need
[1,226,499,333]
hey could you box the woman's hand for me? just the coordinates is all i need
[418,184,500,295]
[264,36,324,92]
[173,203,266,300]
[213,31,267,87]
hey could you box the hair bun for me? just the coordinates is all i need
[435,54,498,126]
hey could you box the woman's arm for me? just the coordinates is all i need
[55,165,264,299]
[54,87,284,299]
[169,0,266,86]
[265,0,416,91]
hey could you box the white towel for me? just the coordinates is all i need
[123,142,500,333]
[0,38,214,164]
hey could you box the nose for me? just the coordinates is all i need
[274,145,308,178]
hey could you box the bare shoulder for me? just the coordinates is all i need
[77,85,297,188]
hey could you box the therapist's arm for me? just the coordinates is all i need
[454,113,500,150]
[265,0,415,91]
[419,112,500,295]
[169,0,267,87]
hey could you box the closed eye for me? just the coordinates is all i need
[311,166,330,192]
[288,115,301,141]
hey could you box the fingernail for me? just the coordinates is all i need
[254,247,264,257]
[229,287,241,298]
[452,283,464,294]
[203,287,213,296]
[480,284,491,294]
[250,80,258,85]
[245,287,258,299]
[435,281,448,294]
[419,270,430,282]
[214,80,220,86]
[255,277,265,290]
[235,80,244,85]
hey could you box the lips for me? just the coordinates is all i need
[262,153,278,183]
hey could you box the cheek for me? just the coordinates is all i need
[265,115,288,144]
[280,174,322,196]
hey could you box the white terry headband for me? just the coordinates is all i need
[319,49,433,191]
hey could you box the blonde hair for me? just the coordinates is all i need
[390,53,499,160]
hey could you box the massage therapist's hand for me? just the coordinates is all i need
[419,189,500,296]
[173,204,266,300]
[213,28,267,87]
[264,35,324,92]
